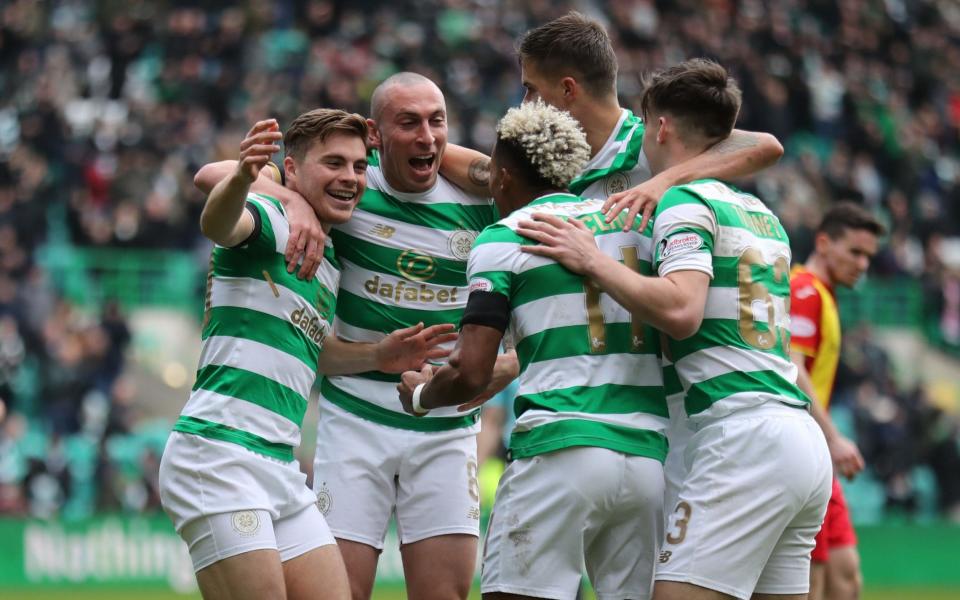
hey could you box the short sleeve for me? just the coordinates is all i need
[466,226,516,300]
[789,275,822,356]
[652,187,717,277]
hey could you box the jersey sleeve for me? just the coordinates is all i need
[466,226,516,299]
[652,186,717,277]
[789,274,822,356]
[223,193,284,255]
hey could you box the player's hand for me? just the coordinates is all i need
[398,364,434,416]
[516,213,601,275]
[376,322,458,373]
[458,350,518,412]
[601,171,671,232]
[828,434,865,480]
[236,119,282,185]
[284,195,326,280]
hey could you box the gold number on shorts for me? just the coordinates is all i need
[666,501,692,545]
[737,248,790,353]
[584,245,645,353]
[466,459,479,502]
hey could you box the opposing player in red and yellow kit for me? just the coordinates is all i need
[789,202,884,600]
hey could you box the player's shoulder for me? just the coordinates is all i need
[246,192,286,217]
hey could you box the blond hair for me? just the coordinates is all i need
[495,100,591,189]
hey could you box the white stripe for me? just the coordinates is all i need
[653,202,717,246]
[513,409,668,436]
[468,242,552,275]
[366,167,493,206]
[323,375,475,419]
[315,257,340,294]
[333,317,385,343]
[512,292,630,340]
[675,346,797,388]
[338,257,468,311]
[249,196,290,255]
[199,335,317,397]
[703,287,789,325]
[517,352,663,396]
[210,276,324,327]
[713,225,791,259]
[341,208,481,261]
[689,393,809,423]
[181,389,300,445]
[500,197,606,228]
[685,182,776,215]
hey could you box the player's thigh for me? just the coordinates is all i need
[283,544,350,600]
[273,504,349,600]
[585,454,664,600]
[195,548,285,600]
[653,580,736,600]
[751,594,807,600]
[396,429,480,544]
[808,562,826,600]
[313,402,398,549]
[483,448,621,600]
[824,545,861,599]
[336,538,380,600]
[402,533,477,600]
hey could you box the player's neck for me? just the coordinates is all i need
[514,186,566,211]
[805,255,835,288]
[575,97,623,158]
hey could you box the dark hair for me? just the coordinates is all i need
[640,58,742,142]
[284,108,368,162]
[517,12,618,98]
[817,202,886,239]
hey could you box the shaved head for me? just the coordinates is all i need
[370,72,442,122]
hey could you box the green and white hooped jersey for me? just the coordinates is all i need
[468,193,668,461]
[321,150,498,431]
[174,193,340,462]
[568,109,651,200]
[652,179,809,422]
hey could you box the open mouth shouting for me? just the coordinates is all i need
[409,153,437,178]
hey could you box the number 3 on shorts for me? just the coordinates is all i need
[666,501,692,545]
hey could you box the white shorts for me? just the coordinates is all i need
[312,401,480,549]
[180,505,336,572]
[663,391,692,520]
[482,446,664,600]
[159,432,332,572]
[656,402,832,599]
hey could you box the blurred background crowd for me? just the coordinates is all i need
[0,0,958,523]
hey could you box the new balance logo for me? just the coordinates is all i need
[659,550,672,564]
[370,224,396,239]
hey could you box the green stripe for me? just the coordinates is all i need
[193,364,308,426]
[202,306,320,368]
[568,115,644,195]
[663,364,683,396]
[514,383,667,418]
[668,319,790,362]
[684,369,808,416]
[509,418,666,461]
[320,377,478,431]
[708,255,790,290]
[356,188,497,232]
[330,230,468,287]
[335,289,464,332]
[368,148,380,167]
[516,323,662,371]
[212,247,330,311]
[322,243,341,270]
[671,182,789,243]
[172,416,295,462]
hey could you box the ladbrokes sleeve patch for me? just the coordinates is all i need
[468,277,493,294]
[658,232,705,260]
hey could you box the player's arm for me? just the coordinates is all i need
[317,323,458,376]
[604,129,783,231]
[199,120,281,247]
[516,212,711,340]
[791,351,865,479]
[195,158,326,279]
[439,144,491,196]
[397,291,509,415]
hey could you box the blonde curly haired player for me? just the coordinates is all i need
[397,99,668,600]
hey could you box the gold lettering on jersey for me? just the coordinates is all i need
[370,224,396,239]
[364,276,459,305]
[396,250,437,281]
[290,307,327,346]
[733,206,783,240]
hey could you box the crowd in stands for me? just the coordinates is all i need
[0,0,958,520]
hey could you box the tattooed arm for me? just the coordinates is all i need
[439,144,491,196]
[603,129,783,231]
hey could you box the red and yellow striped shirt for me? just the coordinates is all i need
[789,266,841,409]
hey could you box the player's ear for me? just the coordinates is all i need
[283,155,297,188]
[366,119,382,149]
[560,76,577,103]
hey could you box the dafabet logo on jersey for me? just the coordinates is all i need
[364,276,460,304]
[290,305,328,346]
